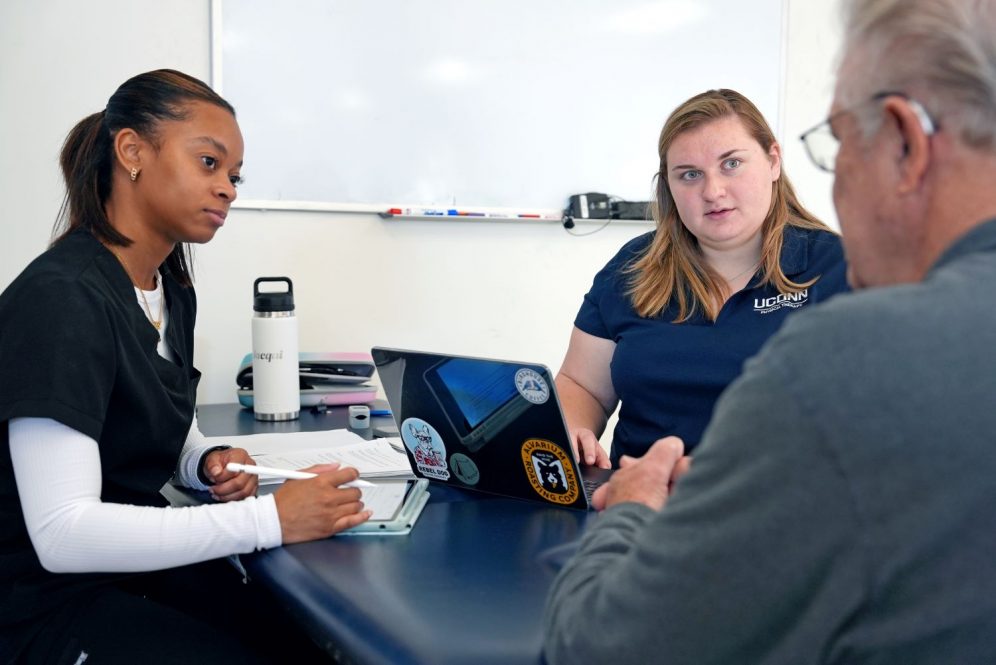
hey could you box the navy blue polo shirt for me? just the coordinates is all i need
[575,226,848,465]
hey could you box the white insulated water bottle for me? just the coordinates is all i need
[251,277,300,421]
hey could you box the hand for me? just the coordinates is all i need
[273,464,373,544]
[203,448,259,502]
[669,454,692,492]
[590,437,686,512]
[570,428,612,469]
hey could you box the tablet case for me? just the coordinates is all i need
[340,479,430,536]
[163,478,431,536]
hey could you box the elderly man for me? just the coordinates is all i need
[543,0,996,663]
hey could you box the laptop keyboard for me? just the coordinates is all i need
[582,478,601,502]
[580,466,614,507]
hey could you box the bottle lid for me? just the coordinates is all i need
[253,277,295,312]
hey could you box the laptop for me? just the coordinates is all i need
[371,347,611,510]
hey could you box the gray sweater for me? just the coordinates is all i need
[544,220,996,664]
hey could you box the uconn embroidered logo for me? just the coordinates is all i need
[754,289,809,314]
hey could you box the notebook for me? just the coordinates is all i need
[371,347,611,510]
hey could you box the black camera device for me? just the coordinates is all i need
[566,192,611,220]
[562,193,650,229]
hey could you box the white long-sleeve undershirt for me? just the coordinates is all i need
[7,281,283,574]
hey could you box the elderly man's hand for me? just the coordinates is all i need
[591,437,691,512]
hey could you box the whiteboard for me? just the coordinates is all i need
[214,0,786,211]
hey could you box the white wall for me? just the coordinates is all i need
[0,0,843,408]
[782,0,844,228]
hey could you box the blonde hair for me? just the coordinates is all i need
[626,89,833,322]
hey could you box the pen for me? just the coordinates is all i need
[226,462,375,487]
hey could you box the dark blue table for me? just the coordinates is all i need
[196,403,595,665]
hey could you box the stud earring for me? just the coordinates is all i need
[130,167,140,182]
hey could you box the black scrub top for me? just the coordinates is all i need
[0,228,200,660]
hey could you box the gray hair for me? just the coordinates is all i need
[838,0,996,150]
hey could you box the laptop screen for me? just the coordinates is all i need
[430,358,519,429]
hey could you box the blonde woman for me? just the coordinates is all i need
[558,89,848,468]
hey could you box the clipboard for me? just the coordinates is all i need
[160,478,430,536]
[342,478,430,536]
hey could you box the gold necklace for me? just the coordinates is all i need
[107,247,163,330]
[722,260,761,283]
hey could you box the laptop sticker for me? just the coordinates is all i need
[401,417,450,481]
[514,368,550,405]
[521,438,579,505]
[449,453,481,486]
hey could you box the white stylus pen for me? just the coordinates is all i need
[226,462,375,488]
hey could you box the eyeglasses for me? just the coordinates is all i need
[799,91,938,173]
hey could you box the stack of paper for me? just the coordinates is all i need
[204,429,414,486]
[251,441,414,485]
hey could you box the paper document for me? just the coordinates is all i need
[201,430,418,522]
[379,436,408,455]
[251,440,414,484]
[205,429,373,456]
